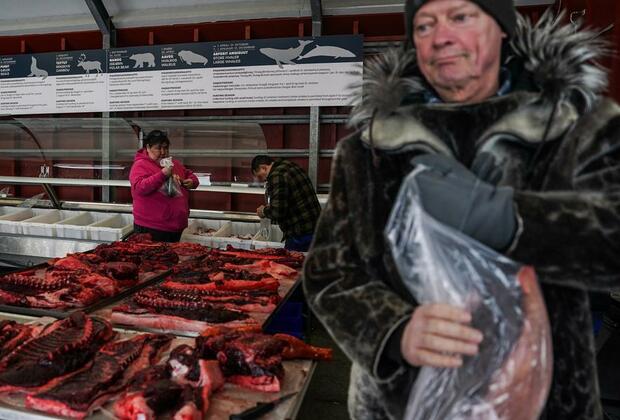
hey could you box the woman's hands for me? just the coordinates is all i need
[161,166,173,177]
[401,304,483,368]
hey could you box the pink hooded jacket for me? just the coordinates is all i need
[129,149,199,233]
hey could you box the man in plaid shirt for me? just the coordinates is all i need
[252,155,321,251]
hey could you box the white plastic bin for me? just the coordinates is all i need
[182,219,284,250]
[181,219,230,246]
[21,210,75,237]
[88,214,134,242]
[55,212,112,239]
[0,208,53,235]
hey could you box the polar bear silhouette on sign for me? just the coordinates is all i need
[27,57,48,79]
[129,53,156,68]
[178,50,208,66]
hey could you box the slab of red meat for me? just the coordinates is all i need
[169,242,211,258]
[0,260,121,310]
[113,365,203,420]
[110,310,258,335]
[0,321,39,359]
[222,260,297,282]
[25,334,172,419]
[163,277,280,294]
[96,261,139,282]
[273,334,333,361]
[51,255,92,272]
[110,288,258,334]
[168,344,225,413]
[195,332,287,392]
[481,266,553,420]
[131,288,252,322]
[158,283,280,313]
[0,313,114,393]
[216,246,304,268]
[92,241,179,271]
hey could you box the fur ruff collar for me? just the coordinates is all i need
[349,10,609,129]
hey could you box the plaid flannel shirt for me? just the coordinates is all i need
[263,159,321,239]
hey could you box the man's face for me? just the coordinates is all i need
[413,0,505,103]
[253,165,270,183]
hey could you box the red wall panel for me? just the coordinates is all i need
[1,5,615,212]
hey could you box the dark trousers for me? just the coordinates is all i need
[284,233,314,252]
[133,223,183,243]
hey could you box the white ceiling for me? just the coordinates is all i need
[0,0,554,36]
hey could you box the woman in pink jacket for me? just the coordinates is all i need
[129,130,199,242]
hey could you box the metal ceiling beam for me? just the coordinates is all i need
[308,0,323,191]
[311,0,323,37]
[84,0,116,48]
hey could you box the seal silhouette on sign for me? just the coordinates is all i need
[27,57,48,79]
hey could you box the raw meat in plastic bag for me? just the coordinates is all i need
[159,157,182,197]
[385,166,552,420]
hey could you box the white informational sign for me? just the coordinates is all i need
[0,50,108,115]
[0,35,362,115]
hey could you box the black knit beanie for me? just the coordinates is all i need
[404,0,516,48]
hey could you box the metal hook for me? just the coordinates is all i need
[569,9,586,26]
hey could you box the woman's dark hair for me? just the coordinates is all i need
[251,155,274,173]
[143,130,170,148]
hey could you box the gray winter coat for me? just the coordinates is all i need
[303,13,620,420]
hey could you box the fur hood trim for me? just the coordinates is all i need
[349,10,609,128]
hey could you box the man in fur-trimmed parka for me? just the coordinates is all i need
[302,0,620,419]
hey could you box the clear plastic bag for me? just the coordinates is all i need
[159,157,182,197]
[385,167,553,420]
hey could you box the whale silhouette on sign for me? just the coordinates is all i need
[259,40,313,69]
[296,45,356,60]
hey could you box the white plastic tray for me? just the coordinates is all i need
[54,212,112,240]
[87,214,134,242]
[0,208,54,235]
[182,219,284,249]
[20,210,75,237]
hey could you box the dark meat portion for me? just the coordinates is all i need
[96,262,139,282]
[113,366,202,420]
[129,288,250,323]
[26,334,172,419]
[0,321,38,359]
[0,313,114,392]
[274,333,333,361]
[196,331,286,392]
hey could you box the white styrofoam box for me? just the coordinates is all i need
[55,212,112,240]
[88,214,134,242]
[21,210,76,237]
[0,208,53,234]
